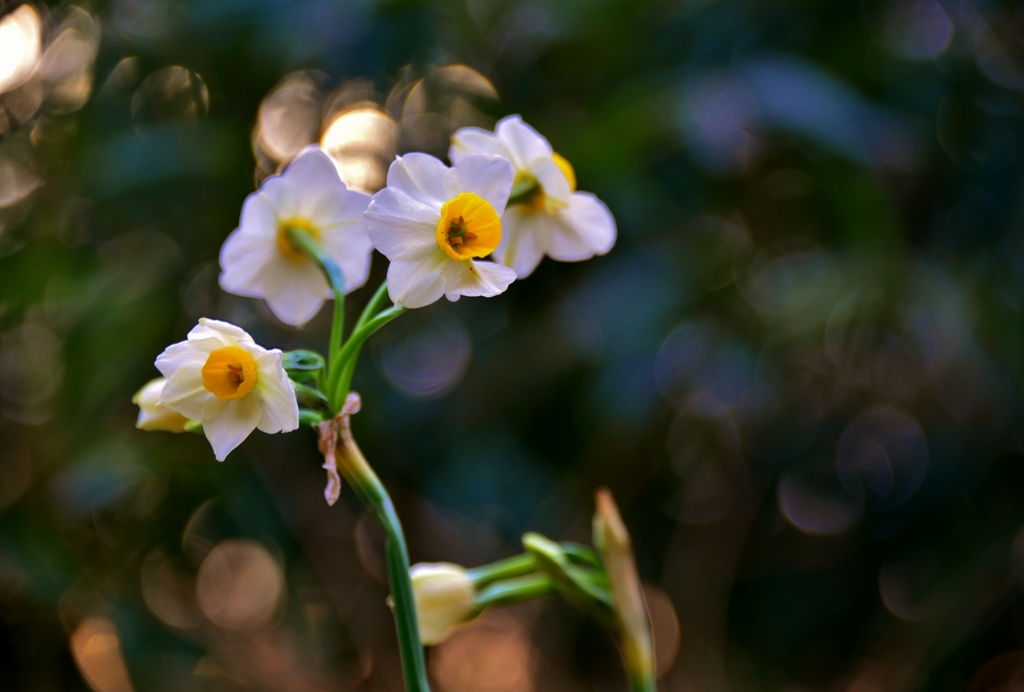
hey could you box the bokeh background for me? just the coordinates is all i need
[2,0,1024,689]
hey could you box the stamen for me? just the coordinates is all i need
[435,192,501,261]
[447,215,477,248]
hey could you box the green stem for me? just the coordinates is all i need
[467,553,537,589]
[330,281,393,410]
[466,543,606,590]
[474,574,554,613]
[355,280,393,332]
[286,227,346,383]
[629,673,657,692]
[330,305,406,409]
[334,415,430,692]
[561,542,603,569]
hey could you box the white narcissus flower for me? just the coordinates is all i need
[408,563,476,645]
[219,146,373,327]
[154,319,299,461]
[450,115,616,278]
[133,378,190,432]
[364,153,517,309]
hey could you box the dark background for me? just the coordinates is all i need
[2,0,1024,690]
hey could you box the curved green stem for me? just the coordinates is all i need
[332,412,430,691]
[467,553,537,589]
[285,227,346,380]
[329,281,394,410]
[330,305,406,410]
[355,280,393,332]
[474,574,554,614]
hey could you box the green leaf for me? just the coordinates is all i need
[522,532,614,626]
[283,350,326,372]
[291,381,331,411]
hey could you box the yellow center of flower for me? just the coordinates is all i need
[202,346,257,400]
[277,218,319,262]
[435,192,502,261]
[512,152,576,214]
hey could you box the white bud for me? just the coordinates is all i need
[133,378,189,433]
[409,562,475,645]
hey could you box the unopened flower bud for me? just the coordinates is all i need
[133,378,190,433]
[593,488,655,687]
[409,562,475,645]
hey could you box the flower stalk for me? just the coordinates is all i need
[291,228,427,690]
[319,395,430,692]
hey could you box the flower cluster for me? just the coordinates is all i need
[131,108,644,692]
[135,115,616,460]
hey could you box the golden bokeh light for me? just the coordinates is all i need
[196,539,284,630]
[253,71,323,169]
[432,65,498,100]
[141,549,203,629]
[644,585,681,677]
[320,105,398,194]
[430,611,535,692]
[40,7,101,113]
[70,617,135,692]
[131,66,209,129]
[0,151,42,209]
[392,64,498,156]
[3,77,43,124]
[0,6,42,95]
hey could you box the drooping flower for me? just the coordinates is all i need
[364,153,517,309]
[133,378,190,432]
[408,562,476,645]
[154,318,298,461]
[219,146,373,327]
[450,115,616,278]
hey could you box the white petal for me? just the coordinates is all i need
[547,192,617,261]
[253,350,299,434]
[219,226,277,299]
[495,115,552,169]
[284,147,341,191]
[388,252,448,309]
[278,148,354,222]
[365,187,440,262]
[493,206,547,278]
[444,154,515,216]
[449,127,511,165]
[260,257,331,327]
[203,395,262,461]
[310,188,371,231]
[320,221,374,294]
[154,341,207,379]
[158,362,212,420]
[385,153,449,209]
[526,157,572,207]
[236,191,277,241]
[190,319,257,350]
[258,175,301,221]
[443,260,516,301]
